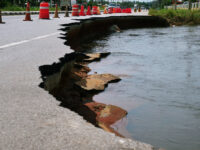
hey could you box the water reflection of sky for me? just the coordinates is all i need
[90,26,200,150]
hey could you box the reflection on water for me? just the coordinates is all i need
[89,26,200,150]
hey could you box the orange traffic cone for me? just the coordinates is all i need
[103,7,108,14]
[53,4,59,18]
[97,7,101,15]
[79,5,85,16]
[23,2,32,21]
[0,10,5,24]
[86,6,92,15]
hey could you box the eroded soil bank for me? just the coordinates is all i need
[61,16,169,51]
[39,52,127,136]
[39,16,170,137]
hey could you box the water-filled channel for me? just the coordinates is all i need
[88,26,200,150]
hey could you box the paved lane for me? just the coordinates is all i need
[0,13,152,150]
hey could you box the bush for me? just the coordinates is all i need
[149,9,200,25]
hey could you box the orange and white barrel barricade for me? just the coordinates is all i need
[72,4,79,16]
[117,8,122,13]
[92,6,98,15]
[128,8,132,13]
[108,7,112,14]
[113,8,116,13]
[125,8,131,13]
[39,2,49,19]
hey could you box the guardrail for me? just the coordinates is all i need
[165,2,200,9]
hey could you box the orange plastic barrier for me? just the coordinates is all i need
[39,2,49,19]
[108,8,112,14]
[92,6,98,15]
[72,4,79,16]
[113,8,116,13]
[116,8,121,13]
[128,8,132,13]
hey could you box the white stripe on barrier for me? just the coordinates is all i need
[40,7,49,9]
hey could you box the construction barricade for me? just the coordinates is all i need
[39,2,49,19]
[92,6,98,15]
[53,4,59,18]
[86,6,92,15]
[0,10,5,24]
[79,5,85,16]
[23,2,32,21]
[72,4,79,16]
[108,8,113,14]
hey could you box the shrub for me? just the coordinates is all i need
[149,9,200,25]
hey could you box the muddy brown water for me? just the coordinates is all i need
[87,26,200,150]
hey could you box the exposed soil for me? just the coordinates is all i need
[39,16,170,137]
[39,52,127,137]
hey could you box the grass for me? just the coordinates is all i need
[149,9,200,25]
[1,5,60,11]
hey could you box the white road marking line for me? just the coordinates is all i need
[0,32,61,49]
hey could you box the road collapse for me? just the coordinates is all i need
[39,52,127,137]
[38,16,169,136]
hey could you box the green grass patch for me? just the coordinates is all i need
[1,5,60,11]
[149,9,200,25]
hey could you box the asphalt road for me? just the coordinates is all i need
[0,13,154,150]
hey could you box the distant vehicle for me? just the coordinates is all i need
[172,0,183,4]
[133,4,138,9]
[183,1,189,4]
[107,3,120,10]
[60,0,72,10]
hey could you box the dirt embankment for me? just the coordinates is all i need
[39,52,127,136]
[61,16,169,51]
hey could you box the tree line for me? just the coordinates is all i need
[0,0,61,8]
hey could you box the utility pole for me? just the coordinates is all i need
[198,0,200,9]
[188,0,192,10]
[174,0,177,10]
[50,0,52,7]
